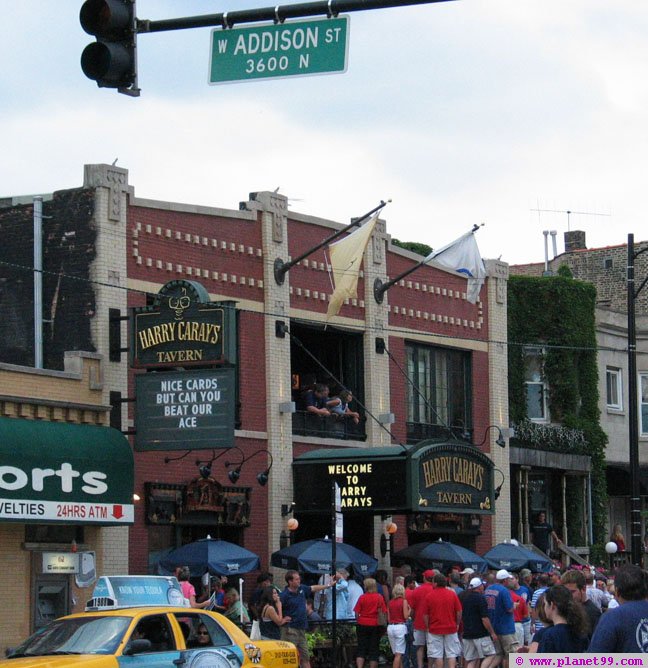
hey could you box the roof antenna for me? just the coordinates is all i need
[530,206,611,232]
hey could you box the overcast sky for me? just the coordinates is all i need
[2,1,647,265]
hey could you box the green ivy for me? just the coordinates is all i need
[508,275,608,554]
[392,239,433,257]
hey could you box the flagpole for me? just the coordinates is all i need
[373,224,479,303]
[273,200,388,285]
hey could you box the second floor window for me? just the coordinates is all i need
[524,347,548,421]
[606,367,623,410]
[405,342,472,442]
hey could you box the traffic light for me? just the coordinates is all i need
[80,0,139,96]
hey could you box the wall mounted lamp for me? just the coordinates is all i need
[473,425,507,448]
[494,467,506,500]
[194,446,244,480]
[281,502,296,517]
[226,448,274,486]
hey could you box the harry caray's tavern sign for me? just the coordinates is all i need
[131,280,235,368]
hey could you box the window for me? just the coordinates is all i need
[604,257,613,270]
[405,342,472,443]
[25,525,84,544]
[524,347,549,421]
[641,373,648,436]
[290,321,365,441]
[606,367,623,410]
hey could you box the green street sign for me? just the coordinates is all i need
[209,16,349,84]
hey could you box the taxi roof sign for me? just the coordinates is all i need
[85,575,188,611]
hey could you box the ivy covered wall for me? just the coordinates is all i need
[508,272,608,560]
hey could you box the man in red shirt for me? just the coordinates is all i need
[510,586,529,648]
[422,573,462,668]
[408,570,436,668]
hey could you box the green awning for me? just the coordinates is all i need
[0,417,134,525]
[293,440,495,515]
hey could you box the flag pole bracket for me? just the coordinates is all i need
[374,277,387,304]
[273,200,388,285]
[274,257,289,285]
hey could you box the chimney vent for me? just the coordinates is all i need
[564,230,586,252]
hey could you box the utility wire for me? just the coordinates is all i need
[286,328,408,451]
[0,257,626,355]
[381,342,461,442]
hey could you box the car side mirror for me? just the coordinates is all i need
[124,639,153,655]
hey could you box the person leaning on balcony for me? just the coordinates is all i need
[327,389,360,424]
[304,383,331,417]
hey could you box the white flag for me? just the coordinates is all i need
[326,214,379,319]
[424,229,486,304]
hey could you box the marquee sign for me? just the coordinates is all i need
[412,442,495,514]
[135,368,235,451]
[293,448,410,514]
[0,418,134,525]
[293,441,495,516]
[130,280,236,368]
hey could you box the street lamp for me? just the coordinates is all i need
[627,233,648,565]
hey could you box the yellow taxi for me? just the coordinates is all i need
[3,577,297,668]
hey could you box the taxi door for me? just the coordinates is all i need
[118,613,181,668]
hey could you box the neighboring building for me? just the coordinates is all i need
[510,231,648,562]
[506,271,602,561]
[0,171,134,653]
[1,165,511,630]
[0,355,133,653]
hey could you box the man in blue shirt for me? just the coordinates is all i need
[280,570,334,668]
[484,569,518,668]
[324,568,350,620]
[588,564,648,653]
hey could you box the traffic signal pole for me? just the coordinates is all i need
[137,0,456,34]
[81,0,456,95]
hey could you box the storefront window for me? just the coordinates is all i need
[405,342,472,443]
[25,525,84,544]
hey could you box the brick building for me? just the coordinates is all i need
[510,230,648,560]
[1,164,510,641]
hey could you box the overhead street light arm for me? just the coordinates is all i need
[137,0,456,33]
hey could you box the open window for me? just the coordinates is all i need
[289,321,365,441]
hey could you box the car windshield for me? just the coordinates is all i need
[9,616,130,657]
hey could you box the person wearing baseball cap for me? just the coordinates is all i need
[484,570,518,667]
[408,570,436,668]
[459,578,498,668]
[460,567,475,587]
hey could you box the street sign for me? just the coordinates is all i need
[209,16,349,84]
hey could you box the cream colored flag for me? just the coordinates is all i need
[326,214,379,319]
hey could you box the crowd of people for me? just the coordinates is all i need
[172,559,648,665]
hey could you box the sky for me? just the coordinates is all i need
[2,1,648,265]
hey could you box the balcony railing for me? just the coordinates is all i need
[292,411,366,441]
[511,419,587,454]
[406,421,471,444]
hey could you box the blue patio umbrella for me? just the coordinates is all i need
[159,538,260,577]
[392,540,488,573]
[271,538,378,577]
[482,542,553,573]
